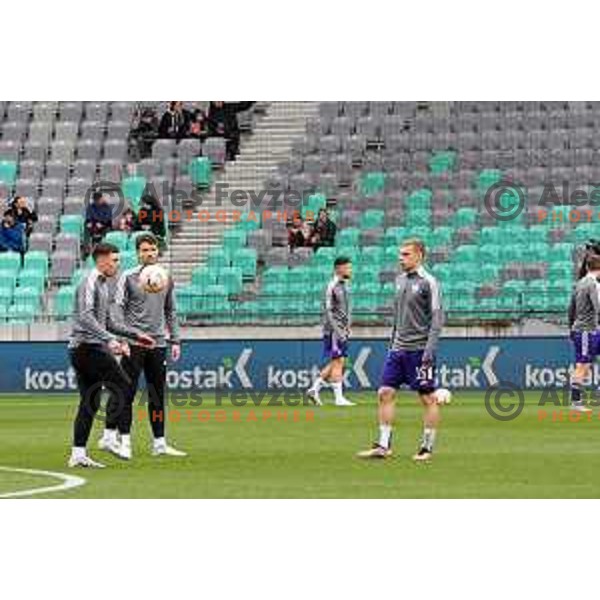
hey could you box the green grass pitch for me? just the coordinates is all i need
[0,391,599,498]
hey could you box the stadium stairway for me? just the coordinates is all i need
[167,101,320,283]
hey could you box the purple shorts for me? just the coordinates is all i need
[571,330,600,364]
[380,349,436,394]
[323,333,349,360]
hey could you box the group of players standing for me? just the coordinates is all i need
[67,234,447,468]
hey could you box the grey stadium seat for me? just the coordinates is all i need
[152,139,177,161]
[59,102,84,122]
[28,232,53,254]
[103,140,127,161]
[63,196,85,216]
[37,197,63,217]
[55,233,80,257]
[50,251,76,282]
[84,102,109,122]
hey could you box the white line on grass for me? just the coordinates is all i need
[0,466,86,499]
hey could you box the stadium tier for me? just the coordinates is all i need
[0,101,598,325]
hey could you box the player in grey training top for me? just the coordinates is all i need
[568,253,600,412]
[307,257,355,407]
[68,243,155,468]
[358,239,447,462]
[99,232,186,460]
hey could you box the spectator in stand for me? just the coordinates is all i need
[85,191,113,251]
[129,107,159,160]
[158,101,190,140]
[0,212,25,255]
[206,101,255,161]
[5,196,38,238]
[117,208,136,234]
[135,194,166,248]
[310,208,337,251]
[188,107,208,141]
[288,213,311,251]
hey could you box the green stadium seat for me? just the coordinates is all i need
[13,287,41,310]
[119,251,137,270]
[7,304,36,324]
[55,285,76,318]
[0,160,17,185]
[430,227,453,248]
[0,253,21,276]
[191,268,218,288]
[24,251,49,276]
[383,227,407,247]
[207,248,230,269]
[121,176,147,210]
[223,229,247,251]
[451,207,477,228]
[479,244,502,263]
[0,286,13,307]
[358,246,384,266]
[188,157,212,187]
[18,269,46,293]
[548,262,574,280]
[429,152,456,175]
[405,209,431,228]
[218,267,243,295]
[405,188,433,210]
[360,210,384,229]
[480,227,501,246]
[104,231,129,251]
[60,215,84,237]
[336,228,360,247]
[548,243,573,262]
[360,172,386,197]
[231,248,257,278]
[478,264,501,284]
[454,245,479,263]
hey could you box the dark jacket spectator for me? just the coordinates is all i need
[5,196,37,237]
[130,107,159,160]
[85,192,113,247]
[288,214,311,250]
[0,213,25,253]
[206,101,255,160]
[135,194,167,242]
[310,209,337,250]
[158,101,191,140]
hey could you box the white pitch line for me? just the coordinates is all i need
[0,466,86,499]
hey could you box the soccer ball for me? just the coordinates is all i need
[435,388,452,405]
[139,264,169,294]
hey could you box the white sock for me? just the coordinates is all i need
[423,427,436,452]
[71,447,86,459]
[121,434,131,447]
[378,424,392,449]
[331,381,345,403]
[103,429,117,443]
[154,437,165,447]
[310,377,325,393]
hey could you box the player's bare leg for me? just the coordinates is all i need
[570,363,592,412]
[413,392,440,462]
[357,387,395,458]
[329,358,354,406]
